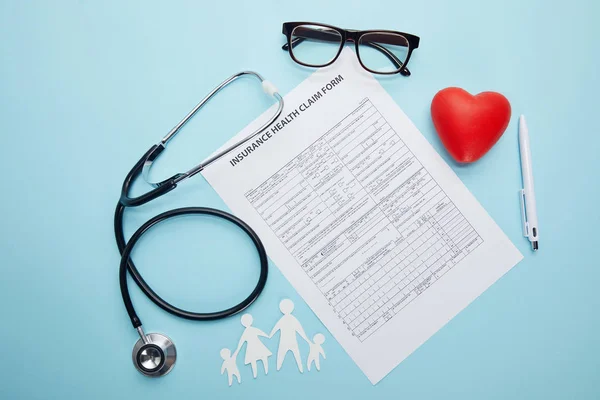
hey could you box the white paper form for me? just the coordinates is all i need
[202,49,523,384]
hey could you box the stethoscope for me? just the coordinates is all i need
[115,71,284,377]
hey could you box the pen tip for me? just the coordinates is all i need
[532,241,538,251]
[519,115,527,133]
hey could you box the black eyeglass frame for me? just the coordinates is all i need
[282,22,420,76]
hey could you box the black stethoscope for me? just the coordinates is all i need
[115,71,284,377]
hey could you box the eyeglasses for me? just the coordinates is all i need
[281,22,420,76]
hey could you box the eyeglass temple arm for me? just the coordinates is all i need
[281,30,410,76]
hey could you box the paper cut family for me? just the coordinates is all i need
[220,299,326,386]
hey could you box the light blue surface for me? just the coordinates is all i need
[1,1,599,398]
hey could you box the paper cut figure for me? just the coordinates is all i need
[236,313,272,378]
[220,348,241,386]
[270,299,309,372]
[307,333,326,371]
[218,299,327,383]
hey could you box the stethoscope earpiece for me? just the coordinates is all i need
[132,328,177,377]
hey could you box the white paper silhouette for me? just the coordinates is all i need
[235,313,272,378]
[270,299,309,372]
[218,299,327,385]
[220,348,241,386]
[307,333,326,371]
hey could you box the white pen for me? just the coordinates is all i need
[518,115,539,251]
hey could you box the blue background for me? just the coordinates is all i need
[1,0,598,399]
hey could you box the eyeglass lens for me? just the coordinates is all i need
[290,24,343,67]
[357,32,409,74]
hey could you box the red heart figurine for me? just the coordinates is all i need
[431,88,511,163]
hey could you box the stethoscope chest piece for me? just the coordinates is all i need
[132,332,177,377]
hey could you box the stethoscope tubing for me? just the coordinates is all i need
[118,145,178,207]
[117,205,269,328]
[115,146,269,329]
[115,71,280,334]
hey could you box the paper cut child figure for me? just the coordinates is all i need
[236,313,272,378]
[270,299,309,372]
[220,348,241,386]
[307,333,326,371]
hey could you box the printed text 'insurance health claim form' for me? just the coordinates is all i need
[202,49,523,384]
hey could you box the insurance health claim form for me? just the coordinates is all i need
[202,49,523,384]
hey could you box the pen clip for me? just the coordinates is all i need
[520,189,529,237]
